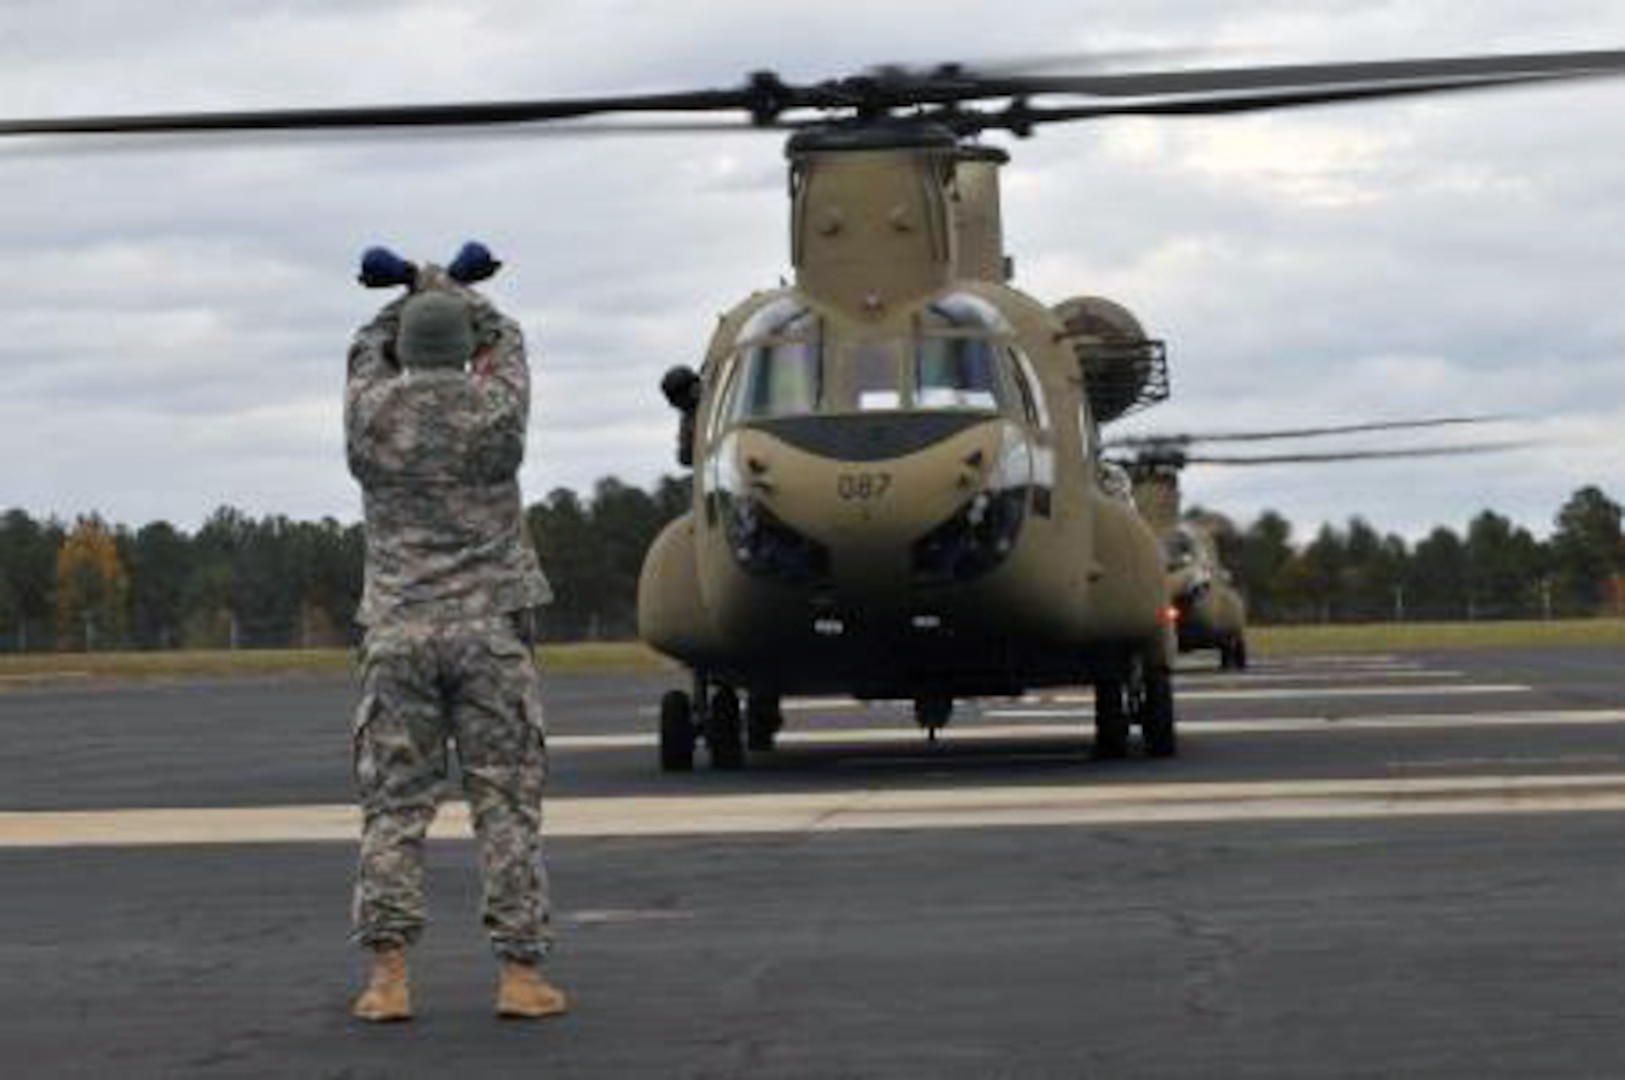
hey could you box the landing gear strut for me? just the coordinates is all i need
[1127,654,1177,758]
[705,684,745,770]
[1093,650,1177,760]
[746,693,783,752]
[915,696,953,742]
[1092,678,1130,759]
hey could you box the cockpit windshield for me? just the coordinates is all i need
[912,292,1024,415]
[915,337,1006,410]
[725,299,822,422]
[1162,527,1202,569]
[711,292,1045,426]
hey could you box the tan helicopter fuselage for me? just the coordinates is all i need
[638,130,1170,699]
[1135,473,1248,655]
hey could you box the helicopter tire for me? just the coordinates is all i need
[659,690,696,773]
[1139,663,1178,759]
[746,693,782,752]
[707,687,746,770]
[1092,680,1130,760]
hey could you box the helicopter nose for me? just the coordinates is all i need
[726,413,1020,595]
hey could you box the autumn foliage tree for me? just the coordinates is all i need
[55,515,129,650]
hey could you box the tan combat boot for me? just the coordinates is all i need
[495,960,569,1020]
[351,946,413,1022]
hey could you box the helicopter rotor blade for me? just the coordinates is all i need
[871,47,1229,79]
[1180,442,1529,466]
[2,48,1622,143]
[0,86,787,138]
[1103,415,1510,450]
[981,48,1625,99]
[963,71,1606,133]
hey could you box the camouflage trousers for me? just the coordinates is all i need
[351,615,551,963]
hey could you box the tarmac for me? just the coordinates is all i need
[2,646,1623,1077]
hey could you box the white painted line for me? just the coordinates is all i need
[9,773,1625,847]
[551,708,1625,751]
[638,676,1504,717]
[567,909,694,926]
[1175,670,1460,684]
[1180,684,1531,701]
[1255,654,1406,666]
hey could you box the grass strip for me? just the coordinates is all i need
[0,641,672,684]
[0,620,1617,684]
[1252,618,1625,654]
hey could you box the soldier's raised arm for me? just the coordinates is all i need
[344,296,407,483]
[463,303,532,482]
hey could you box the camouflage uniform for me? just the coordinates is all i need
[346,274,555,963]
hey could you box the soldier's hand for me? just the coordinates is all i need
[358,247,418,290]
[448,241,502,285]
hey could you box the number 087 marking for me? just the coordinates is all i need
[837,473,893,501]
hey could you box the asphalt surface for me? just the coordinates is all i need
[2,646,1623,1077]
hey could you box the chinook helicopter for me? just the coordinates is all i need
[3,49,1621,773]
[642,123,1179,770]
[1103,416,1520,670]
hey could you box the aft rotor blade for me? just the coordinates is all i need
[937,47,1229,77]
[1104,415,1509,450]
[1184,442,1528,466]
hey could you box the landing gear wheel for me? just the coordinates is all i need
[1134,660,1177,759]
[658,690,696,773]
[706,687,746,770]
[746,694,782,752]
[1092,680,1129,760]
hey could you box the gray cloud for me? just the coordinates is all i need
[1,1,1622,539]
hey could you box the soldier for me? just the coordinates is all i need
[344,262,565,1023]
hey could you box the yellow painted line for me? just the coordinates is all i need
[7,772,1625,848]
[0,671,92,684]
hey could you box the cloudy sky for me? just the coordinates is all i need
[2,1,1623,540]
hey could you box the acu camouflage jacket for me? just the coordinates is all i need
[345,282,553,627]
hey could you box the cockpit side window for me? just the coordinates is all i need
[1008,347,1050,431]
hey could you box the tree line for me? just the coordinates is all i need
[1193,485,1625,623]
[0,480,1619,652]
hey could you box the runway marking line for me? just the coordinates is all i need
[565,705,1614,751]
[644,681,1531,719]
[7,772,1625,848]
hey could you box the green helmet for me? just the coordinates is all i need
[396,290,475,371]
